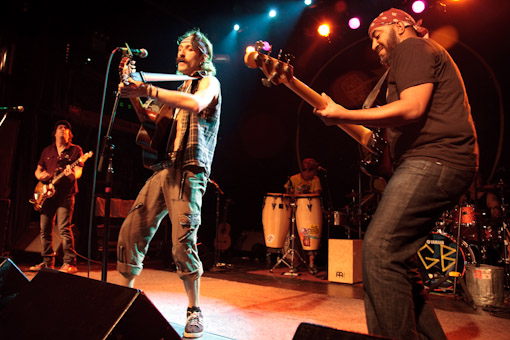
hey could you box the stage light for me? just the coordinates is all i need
[269,9,277,18]
[246,46,255,54]
[412,1,426,13]
[234,24,240,31]
[318,24,330,37]
[348,17,361,30]
[304,0,312,5]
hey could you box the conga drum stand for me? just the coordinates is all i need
[270,202,305,276]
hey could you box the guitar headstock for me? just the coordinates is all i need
[80,151,93,163]
[244,41,294,87]
[119,55,137,85]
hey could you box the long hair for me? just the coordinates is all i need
[177,28,216,76]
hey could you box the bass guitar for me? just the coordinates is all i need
[244,42,391,180]
[30,151,93,212]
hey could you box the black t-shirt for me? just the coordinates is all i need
[386,38,478,171]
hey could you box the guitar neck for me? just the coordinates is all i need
[51,159,79,184]
[285,77,373,152]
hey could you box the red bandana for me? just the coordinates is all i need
[368,8,429,38]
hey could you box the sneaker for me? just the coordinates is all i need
[59,263,78,274]
[29,262,54,271]
[183,307,204,338]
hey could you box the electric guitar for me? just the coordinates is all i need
[214,199,232,251]
[30,151,93,212]
[244,42,392,179]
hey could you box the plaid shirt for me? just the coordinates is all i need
[174,77,221,177]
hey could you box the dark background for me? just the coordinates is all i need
[1,0,508,263]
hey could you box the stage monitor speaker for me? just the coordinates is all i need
[0,269,181,340]
[0,257,30,311]
[328,239,363,284]
[293,322,394,340]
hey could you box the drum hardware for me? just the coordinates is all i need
[270,201,306,276]
[451,206,477,309]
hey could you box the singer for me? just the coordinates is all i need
[117,28,221,339]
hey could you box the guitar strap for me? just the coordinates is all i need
[362,68,389,110]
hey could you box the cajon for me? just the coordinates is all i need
[328,239,363,284]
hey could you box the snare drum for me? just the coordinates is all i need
[295,194,323,251]
[262,193,291,248]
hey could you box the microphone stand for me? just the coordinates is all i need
[0,111,9,128]
[98,90,121,282]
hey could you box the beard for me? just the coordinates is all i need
[379,29,399,67]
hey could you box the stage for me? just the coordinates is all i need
[5,254,510,340]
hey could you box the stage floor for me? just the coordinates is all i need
[8,252,510,340]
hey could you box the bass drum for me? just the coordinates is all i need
[417,231,476,290]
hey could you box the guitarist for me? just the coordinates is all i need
[313,8,478,340]
[117,29,221,339]
[29,120,83,274]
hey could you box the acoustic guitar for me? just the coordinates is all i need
[30,151,93,212]
[119,55,185,169]
[244,42,392,180]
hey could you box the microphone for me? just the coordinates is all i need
[0,106,24,113]
[118,47,148,58]
[318,165,328,173]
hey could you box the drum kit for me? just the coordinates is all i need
[418,200,509,292]
[261,193,323,275]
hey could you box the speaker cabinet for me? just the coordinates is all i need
[328,239,363,284]
[0,257,30,311]
[0,269,181,340]
[293,322,394,340]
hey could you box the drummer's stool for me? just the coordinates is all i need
[328,239,363,284]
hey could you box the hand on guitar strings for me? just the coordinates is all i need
[37,170,52,182]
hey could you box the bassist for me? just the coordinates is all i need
[29,120,83,274]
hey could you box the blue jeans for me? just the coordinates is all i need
[40,195,76,265]
[363,159,475,340]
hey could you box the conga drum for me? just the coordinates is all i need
[295,194,323,251]
[262,193,291,248]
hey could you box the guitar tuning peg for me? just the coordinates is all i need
[284,54,295,63]
[261,78,272,87]
[277,49,283,60]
